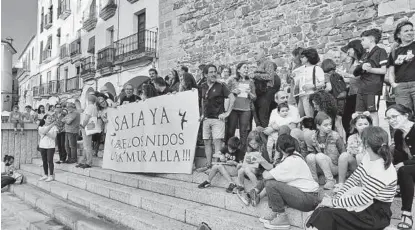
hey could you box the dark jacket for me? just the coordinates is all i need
[393,124,415,165]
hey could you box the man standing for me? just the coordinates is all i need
[63,103,80,164]
[198,64,235,172]
[53,103,67,164]
[119,83,140,105]
[355,29,388,126]
[254,48,281,127]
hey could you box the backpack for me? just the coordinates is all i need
[329,72,348,99]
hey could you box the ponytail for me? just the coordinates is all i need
[377,144,392,169]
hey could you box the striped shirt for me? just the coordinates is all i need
[333,153,397,208]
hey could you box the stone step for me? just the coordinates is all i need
[25,161,313,228]
[18,170,196,230]
[1,192,66,230]
[21,163,276,230]
[8,183,126,230]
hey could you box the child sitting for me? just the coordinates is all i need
[264,103,293,158]
[305,112,346,190]
[198,137,243,193]
[8,105,24,135]
[236,128,269,205]
[22,105,35,123]
[336,111,372,192]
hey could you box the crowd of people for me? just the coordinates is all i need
[2,20,415,230]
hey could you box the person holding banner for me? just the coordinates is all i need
[77,94,99,169]
[198,64,236,172]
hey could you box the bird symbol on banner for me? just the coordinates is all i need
[179,110,188,130]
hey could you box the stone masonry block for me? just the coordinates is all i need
[30,220,66,230]
[86,182,110,198]
[110,173,139,188]
[35,198,58,216]
[88,198,124,223]
[67,176,87,190]
[141,196,187,222]
[24,190,42,207]
[75,217,118,230]
[138,177,176,196]
[174,185,226,208]
[109,188,131,204]
[378,0,409,17]
[53,207,84,230]
[89,169,111,182]
[67,191,92,209]
[16,209,49,229]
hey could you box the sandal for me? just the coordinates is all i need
[397,213,413,230]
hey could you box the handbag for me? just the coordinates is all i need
[85,116,102,136]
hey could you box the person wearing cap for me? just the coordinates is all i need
[339,40,365,139]
[388,20,415,112]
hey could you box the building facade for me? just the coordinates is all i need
[1,40,18,112]
[158,0,415,78]
[16,0,159,111]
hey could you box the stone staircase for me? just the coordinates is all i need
[7,139,408,230]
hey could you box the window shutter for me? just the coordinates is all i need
[87,36,95,54]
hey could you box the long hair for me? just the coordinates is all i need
[349,113,373,134]
[37,105,45,114]
[361,126,392,169]
[309,91,337,119]
[235,62,249,80]
[141,84,158,99]
[385,104,414,121]
[246,127,269,161]
[170,69,180,86]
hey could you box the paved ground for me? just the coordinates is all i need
[1,204,26,230]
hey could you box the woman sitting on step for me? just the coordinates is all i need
[306,126,397,230]
[385,104,415,230]
[249,134,320,229]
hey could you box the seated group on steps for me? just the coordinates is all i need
[197,104,415,230]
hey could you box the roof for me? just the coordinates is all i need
[17,35,36,60]
[1,40,17,54]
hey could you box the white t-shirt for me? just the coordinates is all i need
[269,105,300,126]
[294,65,325,96]
[1,162,7,174]
[39,126,58,149]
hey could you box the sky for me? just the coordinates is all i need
[1,0,38,64]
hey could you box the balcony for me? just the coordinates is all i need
[40,83,50,97]
[44,14,53,29]
[49,80,59,94]
[114,29,157,66]
[127,0,139,3]
[58,79,66,93]
[60,44,70,63]
[70,38,81,60]
[42,49,52,63]
[83,8,97,32]
[58,0,71,20]
[81,56,96,80]
[66,77,80,91]
[97,45,115,75]
[99,0,117,21]
[33,86,40,99]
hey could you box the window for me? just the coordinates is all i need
[47,35,52,50]
[106,27,114,46]
[40,7,44,33]
[90,0,96,17]
[88,36,95,54]
[57,67,60,80]
[76,66,81,75]
[32,47,34,60]
[57,28,61,48]
[39,41,43,62]
[135,10,146,52]
[47,71,51,82]
[64,67,68,79]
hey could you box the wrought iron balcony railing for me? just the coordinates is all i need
[60,44,69,60]
[33,86,40,97]
[58,79,66,93]
[40,83,49,96]
[49,80,59,94]
[66,77,80,91]
[97,45,115,69]
[114,29,157,64]
[81,56,96,76]
[70,38,81,57]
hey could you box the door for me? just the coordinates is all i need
[137,12,146,52]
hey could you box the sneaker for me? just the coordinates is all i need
[249,188,260,207]
[226,183,237,193]
[264,213,290,229]
[38,175,48,181]
[324,179,336,190]
[81,164,91,169]
[45,176,54,182]
[75,163,84,168]
[56,161,62,164]
[198,180,211,189]
[259,212,279,224]
[236,189,250,206]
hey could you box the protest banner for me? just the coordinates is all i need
[102,90,200,174]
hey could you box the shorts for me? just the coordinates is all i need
[203,118,225,140]
[356,94,378,112]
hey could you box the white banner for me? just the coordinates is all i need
[102,90,200,174]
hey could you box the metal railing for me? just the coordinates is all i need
[60,44,69,59]
[114,29,157,61]
[58,79,66,93]
[81,56,96,75]
[43,49,52,61]
[70,38,81,56]
[97,45,115,69]
[66,77,80,91]
[40,83,49,95]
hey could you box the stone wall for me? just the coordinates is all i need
[1,123,40,169]
[159,0,415,78]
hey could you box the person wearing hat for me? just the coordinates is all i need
[339,40,365,139]
[388,20,415,113]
